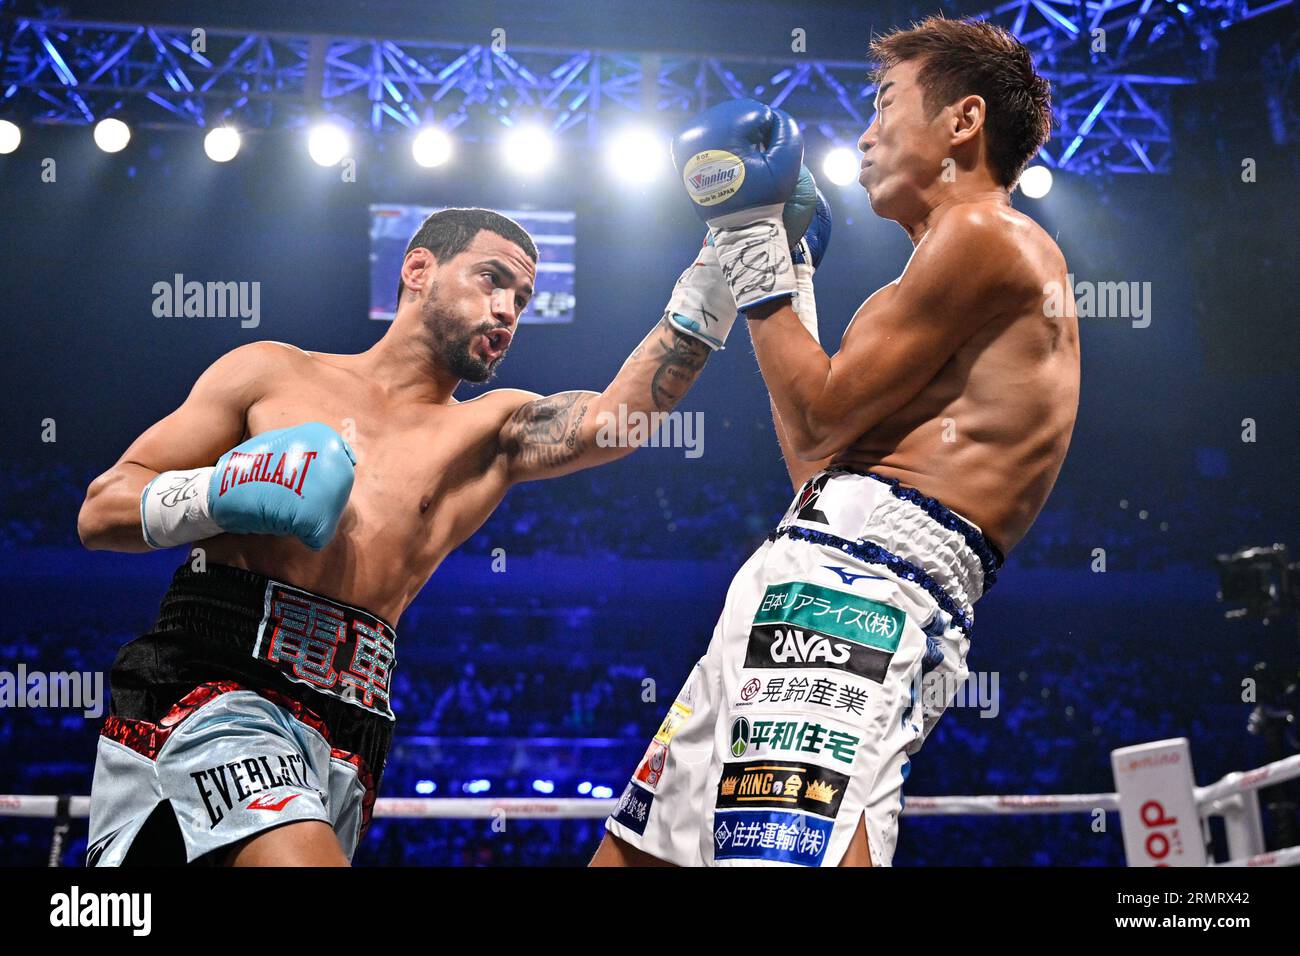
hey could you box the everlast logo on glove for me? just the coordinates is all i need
[216,450,318,497]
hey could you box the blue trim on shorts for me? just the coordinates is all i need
[767,525,975,634]
[826,466,1004,591]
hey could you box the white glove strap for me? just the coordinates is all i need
[140,466,220,549]
[791,257,820,343]
[707,204,795,312]
[665,241,738,350]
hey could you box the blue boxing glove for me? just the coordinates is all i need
[782,164,821,255]
[790,169,832,271]
[141,421,356,551]
[672,98,804,312]
[789,175,832,342]
[666,166,830,350]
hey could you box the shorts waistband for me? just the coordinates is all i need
[109,563,397,783]
[150,563,398,722]
[773,468,1003,627]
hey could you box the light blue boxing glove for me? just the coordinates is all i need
[672,98,804,313]
[141,421,356,551]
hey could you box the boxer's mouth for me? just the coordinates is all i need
[481,327,512,361]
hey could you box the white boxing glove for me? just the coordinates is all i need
[664,240,740,350]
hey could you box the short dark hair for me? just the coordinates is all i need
[396,207,538,304]
[869,16,1053,188]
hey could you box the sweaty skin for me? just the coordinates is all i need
[825,200,1077,552]
[78,230,712,626]
[597,56,1080,871]
[78,228,716,866]
[755,59,1080,555]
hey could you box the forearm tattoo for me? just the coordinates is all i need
[650,316,709,411]
[504,390,593,471]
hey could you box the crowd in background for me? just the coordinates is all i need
[0,460,1278,571]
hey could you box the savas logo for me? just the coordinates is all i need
[769,628,852,665]
[745,581,905,683]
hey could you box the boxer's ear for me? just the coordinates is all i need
[949,94,987,146]
[401,247,437,298]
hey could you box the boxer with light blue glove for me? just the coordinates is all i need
[140,421,356,551]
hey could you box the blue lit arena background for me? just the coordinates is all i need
[0,0,1297,867]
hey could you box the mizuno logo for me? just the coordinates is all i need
[823,565,885,586]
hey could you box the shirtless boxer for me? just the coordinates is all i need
[595,17,1080,867]
[76,196,828,866]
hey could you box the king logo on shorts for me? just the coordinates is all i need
[745,581,906,683]
[716,759,849,818]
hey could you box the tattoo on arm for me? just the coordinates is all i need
[650,317,710,411]
[503,391,594,472]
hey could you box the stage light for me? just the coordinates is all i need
[590,785,614,799]
[463,778,491,794]
[412,126,453,168]
[1020,165,1053,198]
[204,126,241,163]
[503,123,555,174]
[308,122,350,167]
[606,126,667,184]
[822,147,859,186]
[531,779,555,794]
[577,781,593,795]
[415,779,436,795]
[0,120,20,154]
[93,117,131,153]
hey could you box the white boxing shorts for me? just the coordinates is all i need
[605,467,1002,867]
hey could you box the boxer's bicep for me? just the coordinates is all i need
[498,389,607,484]
[118,343,285,475]
[80,343,285,549]
[811,213,1009,450]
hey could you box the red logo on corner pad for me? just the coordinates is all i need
[247,794,300,812]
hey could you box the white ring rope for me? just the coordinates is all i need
[2,751,1296,866]
[3,748,1296,821]
[0,792,1123,819]
[1194,752,1300,807]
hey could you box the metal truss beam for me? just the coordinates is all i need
[0,1,1293,175]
